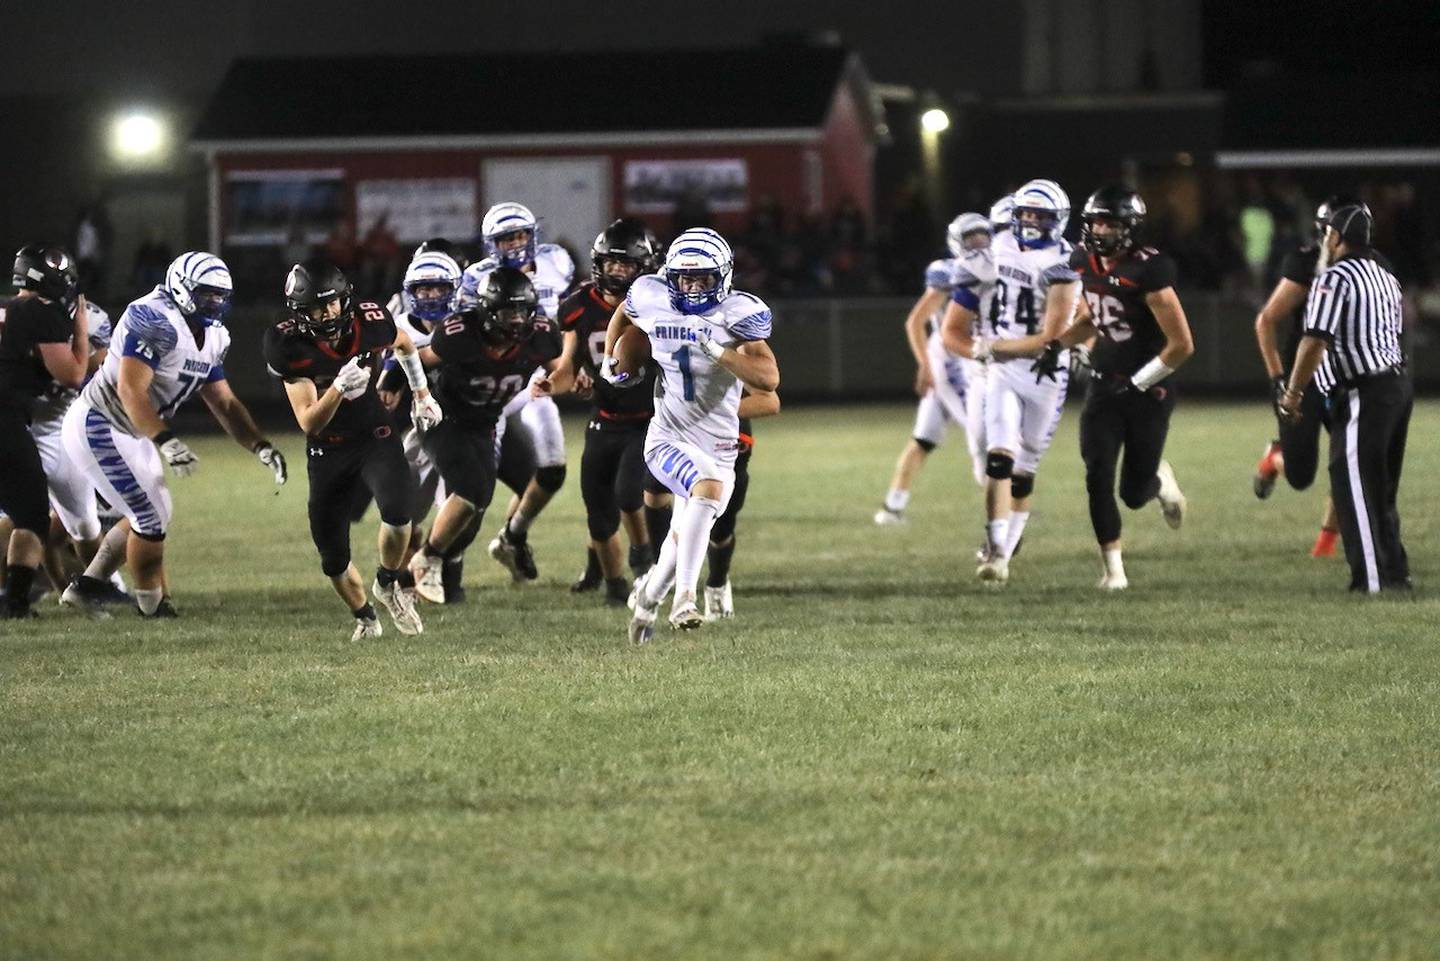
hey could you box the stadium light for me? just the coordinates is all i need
[920,108,950,134]
[111,111,166,161]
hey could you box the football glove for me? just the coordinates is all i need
[600,355,639,388]
[332,357,370,399]
[694,326,726,361]
[1069,343,1092,376]
[971,336,994,363]
[156,433,199,477]
[1032,339,1064,383]
[1270,375,1289,420]
[1108,376,1168,402]
[411,391,443,431]
[255,442,287,486]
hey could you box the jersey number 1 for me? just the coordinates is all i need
[674,346,696,401]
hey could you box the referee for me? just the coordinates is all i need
[1278,205,1410,593]
[1,244,91,618]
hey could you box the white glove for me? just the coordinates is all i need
[972,336,994,363]
[255,442,287,486]
[156,434,199,477]
[694,326,726,361]
[411,391,443,431]
[1069,343,1092,376]
[332,357,370,399]
[600,355,633,387]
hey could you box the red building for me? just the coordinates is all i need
[191,43,883,267]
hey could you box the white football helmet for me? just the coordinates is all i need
[946,212,993,256]
[664,227,733,315]
[164,251,233,323]
[401,251,462,323]
[481,202,538,268]
[989,194,1014,231]
[1011,179,1070,249]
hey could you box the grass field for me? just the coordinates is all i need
[2,400,1437,960]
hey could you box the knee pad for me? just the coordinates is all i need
[985,452,1014,480]
[913,437,938,454]
[1011,473,1035,500]
[319,550,350,578]
[586,505,620,542]
[535,464,566,494]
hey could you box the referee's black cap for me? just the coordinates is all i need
[1325,203,1373,245]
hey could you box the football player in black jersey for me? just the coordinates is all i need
[406,267,566,601]
[551,219,660,605]
[1251,196,1362,558]
[263,258,440,641]
[0,245,90,617]
[1027,186,1194,589]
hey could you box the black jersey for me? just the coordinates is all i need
[426,308,560,427]
[1277,244,1320,363]
[559,282,655,428]
[1071,246,1179,378]
[263,300,398,445]
[0,296,73,411]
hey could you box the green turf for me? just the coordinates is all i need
[2,401,1437,961]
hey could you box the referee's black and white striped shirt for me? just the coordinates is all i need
[1303,251,1404,392]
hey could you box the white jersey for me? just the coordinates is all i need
[460,243,575,321]
[30,301,113,435]
[80,287,231,436]
[980,231,1078,344]
[922,257,955,334]
[624,274,773,451]
[392,309,436,350]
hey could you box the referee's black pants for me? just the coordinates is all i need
[1326,372,1412,592]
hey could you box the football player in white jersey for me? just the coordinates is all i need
[59,252,287,617]
[874,212,993,526]
[942,179,1081,584]
[459,202,575,582]
[602,228,779,643]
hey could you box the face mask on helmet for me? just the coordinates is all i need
[1082,215,1131,256]
[1014,206,1062,249]
[404,281,456,323]
[296,294,352,340]
[663,230,733,315]
[666,268,725,314]
[481,305,535,347]
[594,255,644,294]
[166,251,234,324]
[190,284,233,323]
[487,228,535,269]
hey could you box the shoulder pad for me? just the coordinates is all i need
[954,248,996,286]
[625,274,671,321]
[723,290,772,341]
[536,244,575,281]
[122,299,179,355]
[925,258,954,290]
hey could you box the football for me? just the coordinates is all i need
[613,325,652,378]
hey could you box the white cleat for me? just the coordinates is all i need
[626,570,650,612]
[350,616,383,642]
[668,591,705,631]
[373,579,424,636]
[408,551,445,604]
[704,581,734,620]
[976,556,1009,584]
[1156,460,1186,530]
[1096,571,1129,591]
[628,594,658,645]
[873,507,906,526]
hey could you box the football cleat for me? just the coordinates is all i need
[1311,527,1339,558]
[138,598,179,618]
[489,528,538,582]
[372,579,423,636]
[441,557,466,605]
[627,570,650,611]
[1097,570,1130,591]
[1156,460,1186,530]
[350,616,383,642]
[408,551,445,604]
[628,594,659,645]
[1253,441,1282,500]
[873,507,906,526]
[976,556,1009,584]
[604,578,631,608]
[571,567,602,593]
[704,581,734,620]
[1,602,38,620]
[60,574,116,618]
[668,592,705,631]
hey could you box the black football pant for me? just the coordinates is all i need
[580,422,647,541]
[1325,372,1412,592]
[307,434,414,577]
[422,419,499,514]
[1079,382,1175,545]
[0,404,49,538]
[1275,382,1326,491]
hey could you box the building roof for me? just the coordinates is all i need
[193,44,870,147]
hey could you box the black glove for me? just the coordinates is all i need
[1270,375,1289,420]
[1109,375,1168,402]
[1031,340,1064,383]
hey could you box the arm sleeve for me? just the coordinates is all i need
[1302,270,1348,340]
[205,363,226,383]
[1279,247,1315,286]
[1040,263,1081,288]
[1139,253,1178,292]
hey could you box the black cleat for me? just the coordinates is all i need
[442,557,466,604]
[1,601,38,619]
[489,527,538,582]
[604,577,631,607]
[571,569,602,593]
[61,575,115,615]
[138,598,179,618]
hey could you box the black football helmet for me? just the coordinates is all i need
[590,219,659,295]
[284,258,354,339]
[13,243,79,304]
[474,266,539,347]
[414,237,469,270]
[1080,185,1147,256]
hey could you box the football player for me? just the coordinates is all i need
[264,258,438,640]
[1252,196,1362,558]
[0,245,90,617]
[942,179,1081,584]
[407,267,567,602]
[459,203,575,582]
[875,211,992,526]
[59,252,285,618]
[1029,185,1194,589]
[603,227,780,643]
[551,219,661,605]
